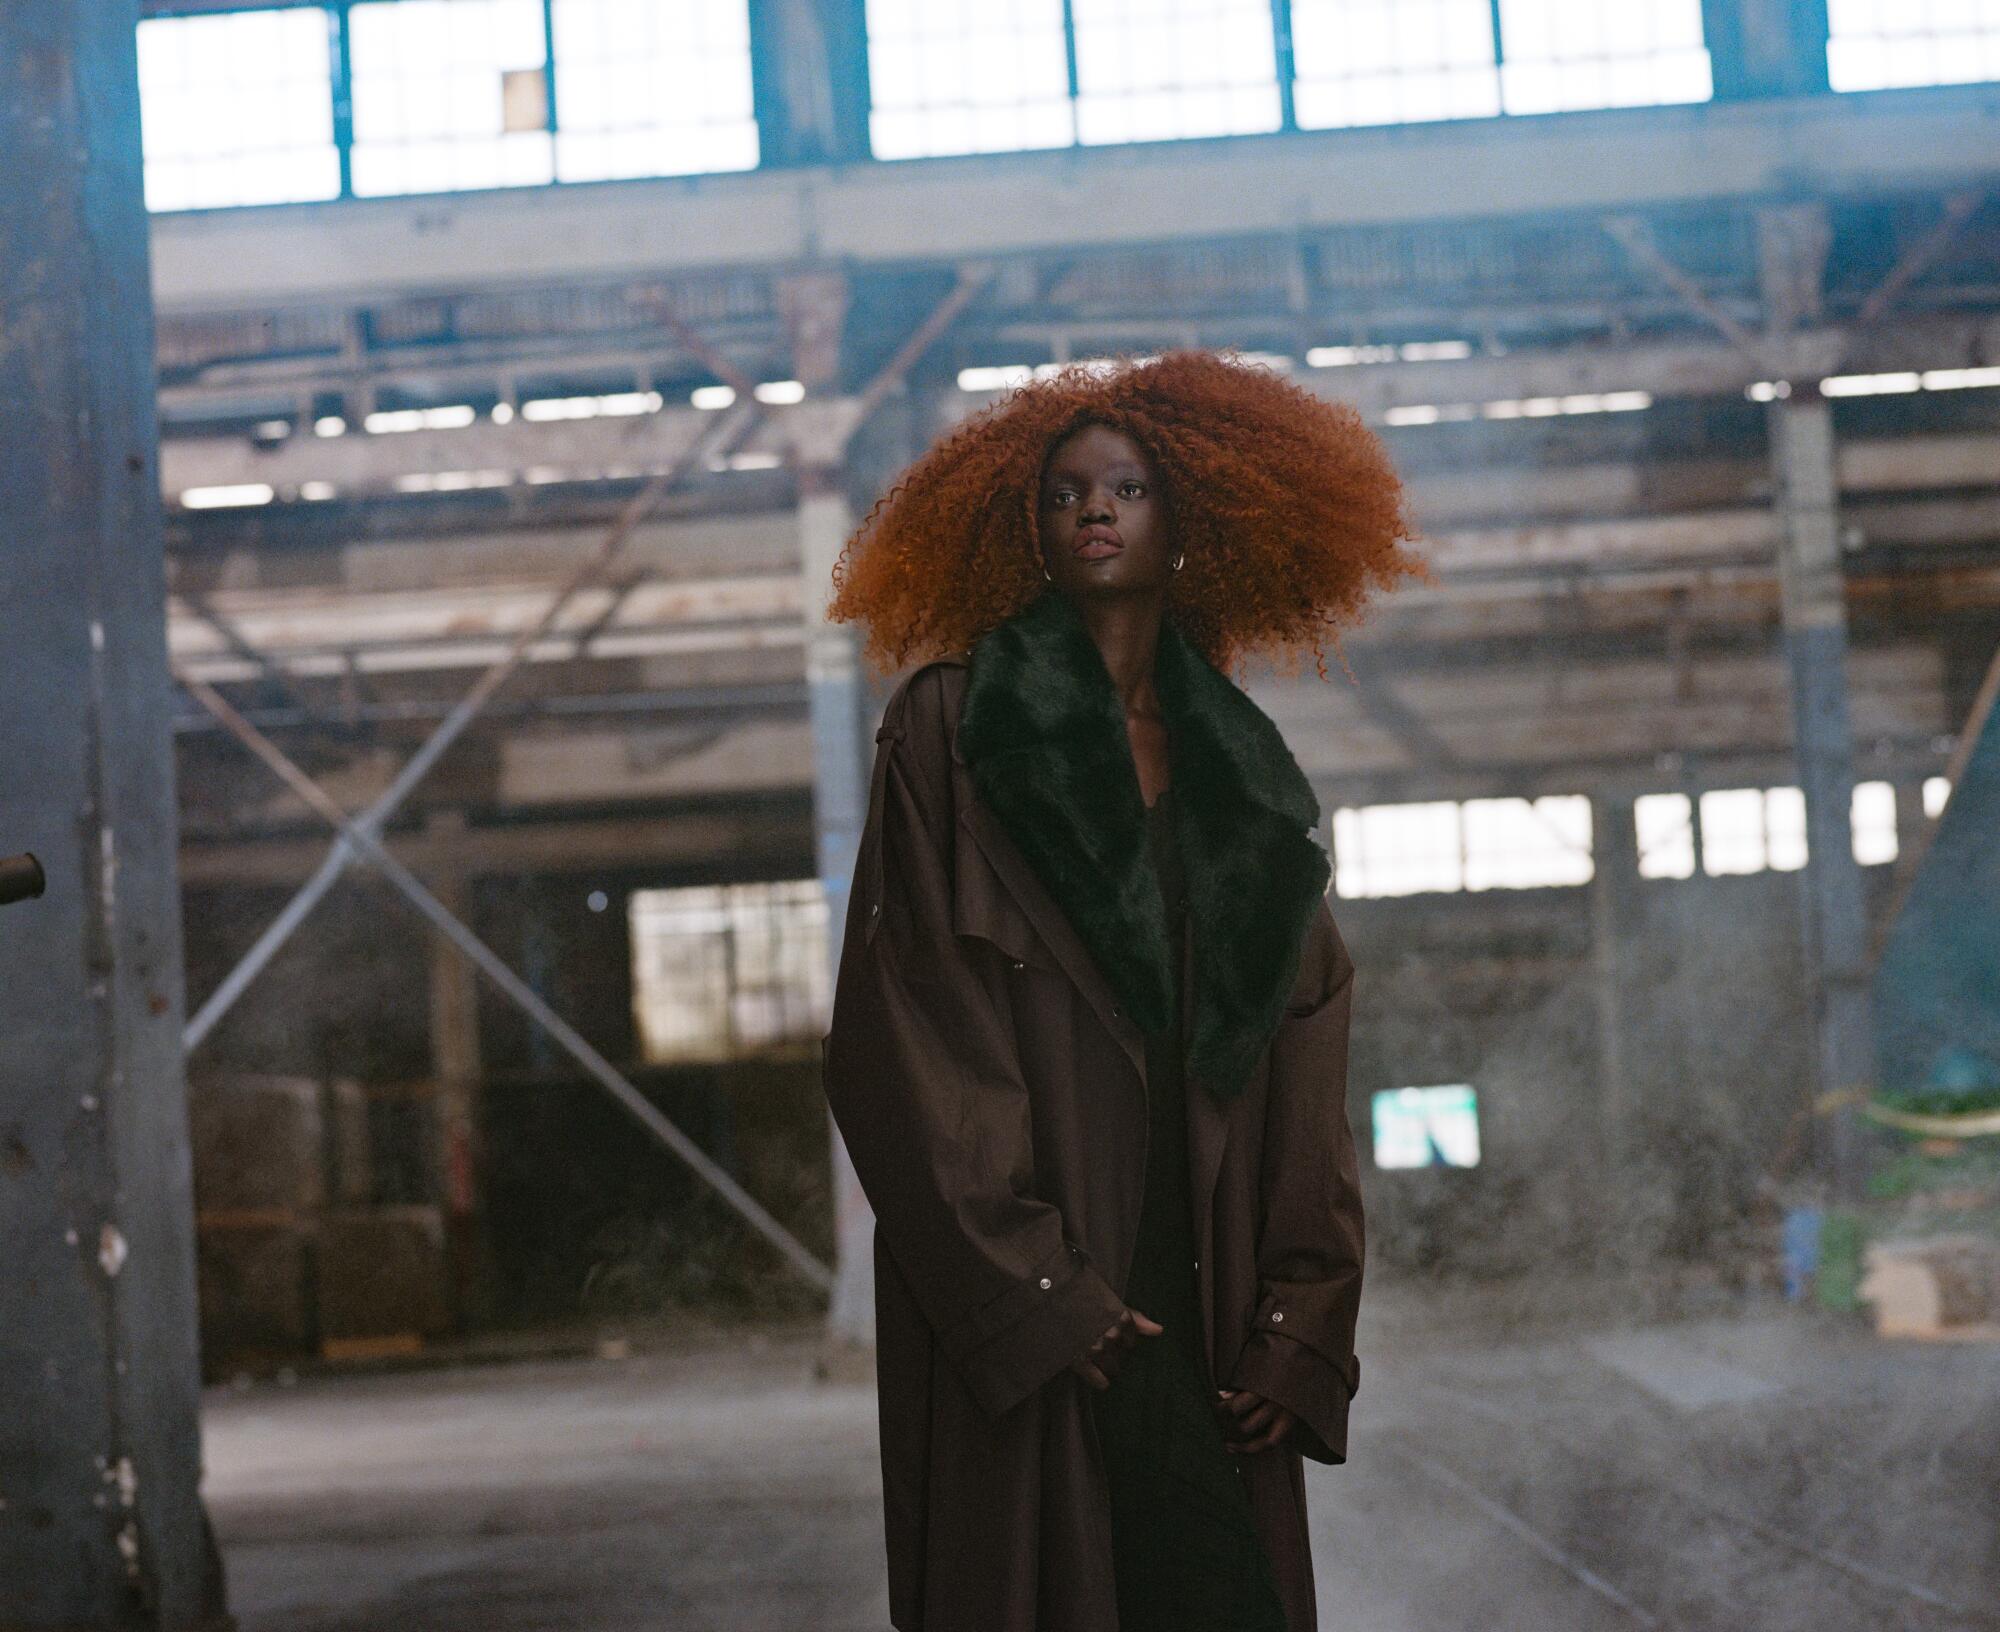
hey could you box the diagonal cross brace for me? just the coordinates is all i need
[182,400,763,1050]
[179,672,834,1294]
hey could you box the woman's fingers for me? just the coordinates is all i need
[1224,1404,1297,1455]
[1241,1411,1296,1454]
[1071,1356,1111,1390]
[1072,1308,1166,1392]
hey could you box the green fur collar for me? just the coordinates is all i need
[956,588,1330,1100]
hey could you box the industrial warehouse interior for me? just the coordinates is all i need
[3,1,1999,1628]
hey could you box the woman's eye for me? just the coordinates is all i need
[1120,482,1144,497]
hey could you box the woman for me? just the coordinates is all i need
[820,350,1424,1631]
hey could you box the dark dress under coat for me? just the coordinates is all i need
[821,654,1365,1632]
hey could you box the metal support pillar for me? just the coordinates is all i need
[1761,204,1871,1199]
[424,811,490,1324]
[0,4,219,1625]
[1589,794,1639,1175]
[802,467,876,1347]
[782,268,878,1347]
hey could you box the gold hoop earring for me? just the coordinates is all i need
[1171,551,1185,572]
[1043,563,1054,582]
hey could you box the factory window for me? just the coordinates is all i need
[551,0,759,181]
[1494,0,1711,114]
[1373,1085,1481,1169]
[1291,0,1708,130]
[867,0,1279,158]
[1290,0,1501,127]
[866,0,1075,159]
[628,880,831,1065]
[1827,0,2000,91]
[1851,779,1898,866]
[1332,795,1593,898]
[1923,775,1952,817]
[1698,786,1807,876]
[137,7,342,211]
[1461,796,1594,891]
[1333,801,1464,897]
[349,0,555,196]
[1634,792,1695,880]
[1070,0,1283,145]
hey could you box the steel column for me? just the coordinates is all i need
[0,4,218,1625]
[1589,794,1639,1171]
[1760,203,1871,1199]
[802,468,876,1345]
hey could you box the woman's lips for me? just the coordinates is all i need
[1074,528,1122,560]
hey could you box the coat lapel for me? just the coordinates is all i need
[955,588,1331,1101]
[952,781,1148,1078]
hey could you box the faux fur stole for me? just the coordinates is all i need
[956,588,1331,1101]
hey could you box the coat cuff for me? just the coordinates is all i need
[938,1240,1126,1418]
[1228,1330,1358,1465]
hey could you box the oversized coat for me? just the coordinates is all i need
[821,589,1365,1632]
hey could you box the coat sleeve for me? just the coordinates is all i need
[1226,894,1365,1464]
[821,666,1129,1419]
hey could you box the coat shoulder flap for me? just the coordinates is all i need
[876,657,1066,977]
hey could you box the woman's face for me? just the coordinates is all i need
[1035,423,1173,602]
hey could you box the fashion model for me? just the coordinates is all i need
[820,349,1424,1631]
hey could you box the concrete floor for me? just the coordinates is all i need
[205,1277,2000,1631]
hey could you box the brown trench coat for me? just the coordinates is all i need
[821,656,1365,1632]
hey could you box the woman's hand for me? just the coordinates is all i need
[1068,1307,1164,1390]
[1216,1389,1297,1454]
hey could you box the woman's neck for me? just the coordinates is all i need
[1072,591,1166,714]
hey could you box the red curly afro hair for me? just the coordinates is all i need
[826,347,1428,679]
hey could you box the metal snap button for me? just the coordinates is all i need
[1271,1310,1284,1322]
[1038,1277,1053,1290]
[1011,960,1025,970]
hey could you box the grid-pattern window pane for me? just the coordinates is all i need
[1764,785,1808,872]
[1698,786,1808,876]
[1332,801,1464,898]
[1070,0,1282,145]
[629,880,830,1065]
[1697,788,1767,875]
[1851,779,1899,866]
[552,0,758,181]
[1497,0,1712,114]
[866,0,1073,159]
[1461,796,1594,890]
[1635,793,1695,880]
[350,0,554,197]
[138,9,341,212]
[1292,0,1500,129]
[1828,0,2000,91]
